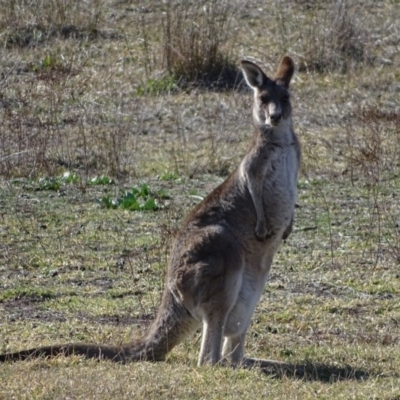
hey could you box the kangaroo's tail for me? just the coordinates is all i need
[0,343,129,362]
[0,290,197,363]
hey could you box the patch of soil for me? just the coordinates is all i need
[83,313,154,328]
[269,275,347,298]
[3,298,66,323]
[2,297,154,328]
[65,277,115,290]
[290,281,345,297]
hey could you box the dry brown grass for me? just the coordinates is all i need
[297,0,370,72]
[160,0,240,88]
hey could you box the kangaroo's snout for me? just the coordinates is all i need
[270,112,282,125]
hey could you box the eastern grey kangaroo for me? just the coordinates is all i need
[0,56,300,367]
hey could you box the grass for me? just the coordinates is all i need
[1,0,400,398]
[159,0,240,88]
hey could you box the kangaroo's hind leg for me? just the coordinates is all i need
[222,332,247,366]
[174,236,245,366]
[196,257,244,366]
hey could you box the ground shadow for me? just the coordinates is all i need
[242,358,369,382]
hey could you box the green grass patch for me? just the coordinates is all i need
[137,75,178,96]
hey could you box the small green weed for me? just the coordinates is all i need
[41,54,58,69]
[35,172,115,191]
[159,171,179,181]
[37,171,79,191]
[137,75,177,96]
[97,183,164,211]
[88,175,115,185]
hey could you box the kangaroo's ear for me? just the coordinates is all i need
[274,56,295,88]
[241,60,268,89]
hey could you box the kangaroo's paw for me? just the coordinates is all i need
[255,221,269,241]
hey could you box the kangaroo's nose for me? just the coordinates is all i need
[270,112,282,125]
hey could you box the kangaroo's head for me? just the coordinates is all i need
[241,56,295,131]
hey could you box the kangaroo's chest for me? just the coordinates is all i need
[262,151,298,222]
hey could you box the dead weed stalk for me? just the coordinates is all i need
[345,106,400,266]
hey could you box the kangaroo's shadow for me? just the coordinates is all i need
[242,358,369,382]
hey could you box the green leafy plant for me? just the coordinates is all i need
[37,171,79,191]
[159,171,179,181]
[35,172,118,191]
[97,183,164,211]
[137,75,178,96]
[88,175,115,185]
[41,54,58,69]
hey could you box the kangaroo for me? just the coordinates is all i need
[0,56,300,367]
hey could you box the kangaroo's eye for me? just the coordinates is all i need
[281,94,290,102]
[260,95,269,103]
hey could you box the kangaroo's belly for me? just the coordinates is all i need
[262,168,297,237]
